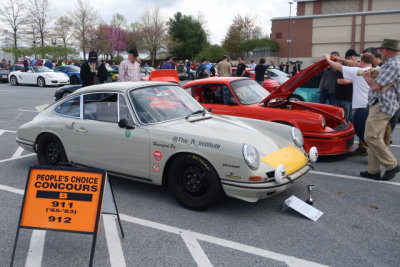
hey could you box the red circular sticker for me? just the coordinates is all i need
[153,150,163,162]
[153,164,160,173]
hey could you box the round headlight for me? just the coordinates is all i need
[322,117,326,128]
[243,144,260,170]
[291,127,304,148]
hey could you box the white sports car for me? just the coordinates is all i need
[16,81,317,210]
[9,66,70,87]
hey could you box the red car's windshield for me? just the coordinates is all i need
[230,80,269,105]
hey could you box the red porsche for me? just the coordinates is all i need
[182,60,355,156]
[232,67,280,92]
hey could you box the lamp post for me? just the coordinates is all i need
[287,1,293,67]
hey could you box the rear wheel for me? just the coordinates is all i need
[37,134,68,166]
[37,77,46,87]
[168,154,222,210]
[10,76,18,86]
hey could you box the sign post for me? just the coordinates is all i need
[10,166,107,267]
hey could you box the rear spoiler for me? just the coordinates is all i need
[148,70,180,83]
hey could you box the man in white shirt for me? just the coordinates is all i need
[323,53,374,156]
[118,48,141,82]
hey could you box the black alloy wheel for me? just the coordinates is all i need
[37,134,68,166]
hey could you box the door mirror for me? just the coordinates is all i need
[118,119,135,129]
[227,97,238,106]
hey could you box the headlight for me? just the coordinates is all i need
[341,109,345,119]
[243,144,259,170]
[322,117,326,128]
[291,127,304,148]
[46,74,54,78]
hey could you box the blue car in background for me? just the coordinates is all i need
[53,65,82,85]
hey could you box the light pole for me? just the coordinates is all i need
[287,1,293,67]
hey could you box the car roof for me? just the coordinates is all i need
[72,81,178,94]
[184,77,251,86]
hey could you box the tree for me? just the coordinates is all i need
[90,24,128,60]
[111,13,127,29]
[0,0,27,61]
[126,22,142,50]
[237,38,279,54]
[29,0,53,47]
[70,0,98,60]
[196,45,226,63]
[53,15,73,48]
[222,15,262,58]
[140,8,167,67]
[167,12,208,60]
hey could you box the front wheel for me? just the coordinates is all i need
[37,77,46,87]
[168,154,223,210]
[37,134,68,166]
[10,76,18,86]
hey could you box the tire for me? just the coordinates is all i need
[37,134,68,166]
[10,76,18,86]
[70,76,79,85]
[37,77,46,87]
[288,95,304,101]
[168,154,222,210]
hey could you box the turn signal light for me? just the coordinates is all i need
[249,176,262,181]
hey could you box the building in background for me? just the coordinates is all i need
[271,0,400,67]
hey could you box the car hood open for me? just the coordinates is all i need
[261,59,329,105]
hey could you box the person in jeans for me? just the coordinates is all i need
[255,58,266,86]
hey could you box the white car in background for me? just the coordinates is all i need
[266,68,291,85]
[9,66,70,87]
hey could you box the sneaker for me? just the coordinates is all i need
[360,171,381,180]
[381,165,400,181]
[350,147,368,157]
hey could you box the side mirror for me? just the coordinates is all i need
[118,119,135,130]
[227,97,238,106]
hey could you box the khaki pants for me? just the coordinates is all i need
[364,103,397,174]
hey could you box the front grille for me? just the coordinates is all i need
[346,137,354,149]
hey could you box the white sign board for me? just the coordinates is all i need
[282,195,323,221]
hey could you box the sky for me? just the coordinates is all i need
[52,0,297,45]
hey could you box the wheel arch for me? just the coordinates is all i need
[35,132,63,152]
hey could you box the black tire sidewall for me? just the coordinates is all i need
[37,134,68,166]
[168,154,222,210]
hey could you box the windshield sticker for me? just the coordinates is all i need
[172,136,220,150]
[125,131,131,138]
[153,164,160,173]
[225,172,241,179]
[153,150,163,162]
[156,92,169,97]
[223,163,240,169]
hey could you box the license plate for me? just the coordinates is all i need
[2,75,7,79]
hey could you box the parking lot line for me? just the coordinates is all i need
[181,231,213,267]
[25,230,46,267]
[0,153,35,164]
[310,170,400,186]
[103,214,126,267]
[0,129,16,133]
[17,109,40,113]
[11,147,24,159]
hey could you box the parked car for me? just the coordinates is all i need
[0,68,9,82]
[232,68,280,92]
[9,66,70,87]
[54,85,82,101]
[266,68,291,85]
[53,65,82,85]
[16,81,317,210]
[182,60,355,156]
[106,66,118,82]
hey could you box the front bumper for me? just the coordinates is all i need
[221,163,311,202]
[16,137,36,153]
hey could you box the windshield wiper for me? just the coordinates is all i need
[185,108,206,119]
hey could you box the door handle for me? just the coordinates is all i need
[76,127,87,133]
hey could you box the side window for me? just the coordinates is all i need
[222,85,234,104]
[119,95,135,125]
[55,96,80,118]
[83,93,118,123]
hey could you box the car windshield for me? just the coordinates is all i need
[230,79,270,105]
[66,66,80,72]
[33,66,52,72]
[129,85,204,124]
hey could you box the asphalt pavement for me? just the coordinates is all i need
[0,82,399,267]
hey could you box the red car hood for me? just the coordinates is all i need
[262,59,329,104]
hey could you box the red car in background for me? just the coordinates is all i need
[183,60,355,156]
[232,67,280,92]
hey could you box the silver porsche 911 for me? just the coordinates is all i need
[16,81,318,210]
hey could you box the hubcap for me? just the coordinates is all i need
[39,78,44,86]
[180,165,207,197]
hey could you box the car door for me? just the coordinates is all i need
[74,92,150,179]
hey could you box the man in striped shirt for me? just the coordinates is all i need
[118,48,141,82]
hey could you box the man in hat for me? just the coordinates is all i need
[360,39,400,180]
[80,51,108,87]
[118,48,140,82]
